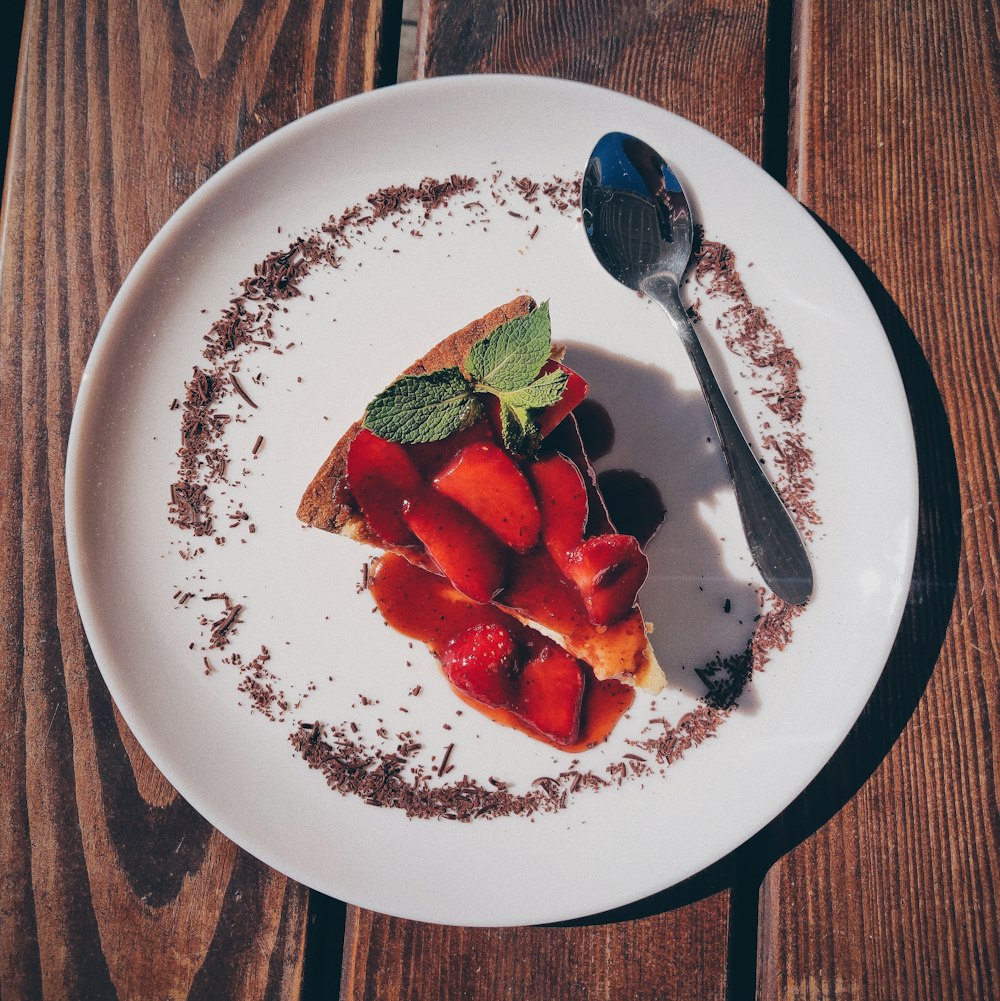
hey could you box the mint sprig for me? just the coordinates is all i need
[360,301,567,452]
[501,368,569,410]
[466,301,552,390]
[362,367,480,444]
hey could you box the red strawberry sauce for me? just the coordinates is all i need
[369,554,634,750]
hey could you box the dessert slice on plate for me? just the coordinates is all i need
[298,296,664,748]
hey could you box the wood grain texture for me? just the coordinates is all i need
[758,0,999,998]
[339,3,770,999]
[0,0,385,997]
[342,901,730,1001]
[416,0,769,162]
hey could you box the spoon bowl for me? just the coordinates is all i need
[582,132,813,605]
[583,132,693,290]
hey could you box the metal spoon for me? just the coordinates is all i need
[582,131,813,605]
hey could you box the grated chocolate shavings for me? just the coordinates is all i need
[241,239,314,301]
[629,704,726,766]
[693,234,819,538]
[205,595,243,649]
[229,373,258,410]
[696,645,753,710]
[227,647,294,721]
[169,481,213,536]
[290,722,606,822]
[438,742,455,777]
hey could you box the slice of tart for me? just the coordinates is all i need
[298,297,665,747]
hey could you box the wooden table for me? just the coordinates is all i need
[2,2,996,998]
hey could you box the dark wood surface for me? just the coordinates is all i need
[1,1,996,999]
[756,2,999,998]
[0,2,382,998]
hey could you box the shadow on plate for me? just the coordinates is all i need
[565,341,762,710]
[551,218,961,930]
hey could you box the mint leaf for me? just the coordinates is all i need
[499,401,539,454]
[362,367,478,443]
[501,368,569,410]
[465,301,552,391]
[359,301,565,451]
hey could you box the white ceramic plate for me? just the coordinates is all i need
[66,76,917,926]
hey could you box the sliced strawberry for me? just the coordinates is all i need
[542,418,614,536]
[405,420,494,477]
[433,442,541,553]
[346,428,424,545]
[402,491,507,603]
[441,623,518,708]
[527,452,589,573]
[565,535,649,627]
[537,362,588,437]
[514,645,585,745]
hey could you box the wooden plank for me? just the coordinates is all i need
[417,0,768,161]
[341,3,770,999]
[0,1,385,997]
[343,901,731,1001]
[757,1,1000,998]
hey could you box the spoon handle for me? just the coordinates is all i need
[643,275,813,605]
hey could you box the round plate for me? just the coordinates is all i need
[66,76,917,926]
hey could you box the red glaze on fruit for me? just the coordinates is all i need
[565,535,649,627]
[500,547,591,637]
[433,442,541,553]
[350,361,649,682]
[527,452,588,573]
[405,421,494,477]
[441,623,518,707]
[402,491,507,603]
[368,555,630,750]
[537,362,588,436]
[543,418,615,536]
[346,428,424,545]
[514,645,585,745]
[501,548,651,679]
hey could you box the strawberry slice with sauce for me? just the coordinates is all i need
[433,442,541,553]
[402,491,507,603]
[442,621,586,745]
[565,535,649,627]
[441,623,518,707]
[536,362,588,437]
[528,452,589,573]
[346,428,423,546]
[514,645,586,745]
